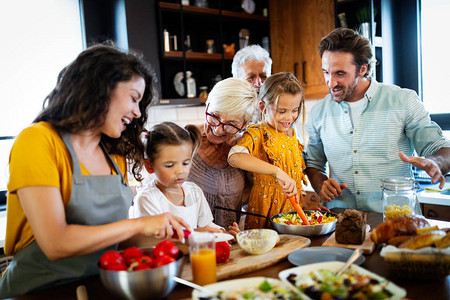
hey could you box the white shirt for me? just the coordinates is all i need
[129,178,222,230]
[347,97,367,127]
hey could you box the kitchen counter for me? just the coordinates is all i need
[9,210,450,300]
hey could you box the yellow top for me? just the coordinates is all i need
[5,122,127,255]
[236,123,306,229]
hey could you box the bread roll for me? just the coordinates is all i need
[435,232,450,249]
[399,230,446,249]
[387,235,412,247]
[370,215,430,244]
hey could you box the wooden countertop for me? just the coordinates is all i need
[8,210,450,300]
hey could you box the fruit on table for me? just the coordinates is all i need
[99,241,180,272]
[122,247,144,265]
[172,229,192,239]
[153,240,180,259]
[154,255,176,267]
[216,241,231,264]
[99,250,125,270]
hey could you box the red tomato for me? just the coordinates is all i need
[122,247,143,265]
[153,240,179,259]
[215,241,230,264]
[105,263,127,271]
[132,262,152,271]
[172,229,192,239]
[99,250,124,269]
[154,255,176,267]
[138,255,155,268]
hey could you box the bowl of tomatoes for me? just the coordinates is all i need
[98,241,184,300]
[270,210,338,236]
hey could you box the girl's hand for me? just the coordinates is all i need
[227,222,240,241]
[275,168,298,198]
[140,213,191,242]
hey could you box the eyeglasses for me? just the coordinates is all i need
[205,104,245,134]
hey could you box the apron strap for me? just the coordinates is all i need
[60,131,84,185]
[60,131,129,186]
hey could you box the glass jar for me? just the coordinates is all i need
[381,177,416,221]
[199,86,208,103]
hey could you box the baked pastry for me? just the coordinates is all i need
[387,235,411,247]
[435,232,450,249]
[399,230,446,249]
[335,209,367,245]
[370,215,430,244]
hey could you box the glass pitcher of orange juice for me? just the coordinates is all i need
[188,232,217,285]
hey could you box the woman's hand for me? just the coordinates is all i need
[275,168,298,198]
[140,213,191,242]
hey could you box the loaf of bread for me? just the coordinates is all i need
[399,230,446,249]
[370,215,430,244]
[335,209,367,245]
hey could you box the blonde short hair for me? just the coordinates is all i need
[206,78,258,124]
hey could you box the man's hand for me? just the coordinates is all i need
[399,152,445,189]
[319,178,348,202]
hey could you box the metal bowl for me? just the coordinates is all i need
[270,210,338,236]
[99,248,185,300]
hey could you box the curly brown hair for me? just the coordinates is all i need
[34,42,158,181]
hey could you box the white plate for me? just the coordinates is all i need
[191,277,286,300]
[279,261,407,300]
[288,246,365,266]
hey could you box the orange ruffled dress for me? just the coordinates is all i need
[236,123,306,229]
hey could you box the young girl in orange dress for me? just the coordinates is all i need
[228,72,308,229]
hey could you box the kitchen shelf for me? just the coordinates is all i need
[157,0,270,103]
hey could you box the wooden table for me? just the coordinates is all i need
[8,210,450,300]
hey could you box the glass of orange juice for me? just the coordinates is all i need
[188,232,217,286]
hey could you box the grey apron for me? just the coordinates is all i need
[0,131,134,298]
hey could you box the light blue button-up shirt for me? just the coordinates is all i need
[304,79,450,212]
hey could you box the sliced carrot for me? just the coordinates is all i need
[288,196,310,225]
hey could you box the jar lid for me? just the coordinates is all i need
[381,176,415,190]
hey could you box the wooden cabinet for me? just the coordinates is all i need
[156,0,270,104]
[422,203,450,222]
[269,0,334,100]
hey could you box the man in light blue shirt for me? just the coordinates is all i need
[304,28,450,213]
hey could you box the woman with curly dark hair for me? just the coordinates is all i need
[0,43,190,298]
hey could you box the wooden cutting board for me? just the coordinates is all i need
[323,225,375,254]
[180,234,310,281]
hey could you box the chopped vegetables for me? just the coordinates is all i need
[287,268,395,300]
[272,211,336,226]
[216,279,300,299]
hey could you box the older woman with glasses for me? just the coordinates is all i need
[188,78,258,229]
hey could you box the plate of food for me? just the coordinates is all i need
[271,210,338,236]
[288,246,365,266]
[279,261,407,300]
[191,277,295,300]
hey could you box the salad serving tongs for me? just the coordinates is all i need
[335,248,362,277]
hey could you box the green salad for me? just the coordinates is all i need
[286,268,395,300]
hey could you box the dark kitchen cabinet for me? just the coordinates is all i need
[156,0,270,105]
